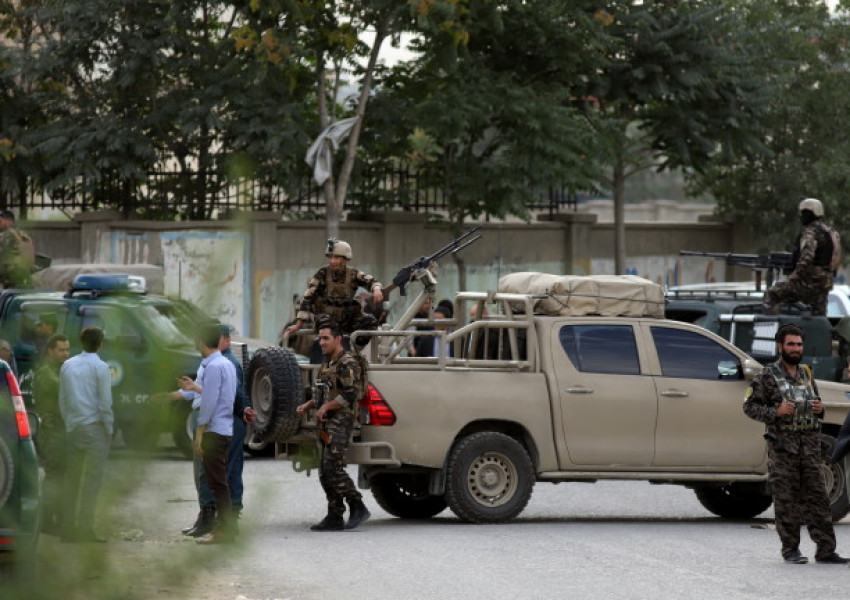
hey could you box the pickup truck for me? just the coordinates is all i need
[250,277,850,524]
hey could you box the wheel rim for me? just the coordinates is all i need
[466,452,517,507]
[822,461,845,506]
[251,367,273,424]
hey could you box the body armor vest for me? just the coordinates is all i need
[314,267,358,320]
[769,363,820,432]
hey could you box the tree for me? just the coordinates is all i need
[579,1,771,273]
[693,0,850,252]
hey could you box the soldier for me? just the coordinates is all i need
[295,320,370,531]
[743,323,848,564]
[33,333,71,534]
[764,198,838,315]
[0,209,33,289]
[283,239,383,349]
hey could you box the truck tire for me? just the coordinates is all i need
[0,436,13,510]
[694,484,773,519]
[171,402,194,460]
[820,434,850,522]
[371,473,448,519]
[246,346,302,444]
[445,432,534,523]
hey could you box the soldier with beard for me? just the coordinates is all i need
[284,239,383,350]
[743,323,848,565]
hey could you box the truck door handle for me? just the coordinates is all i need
[660,389,689,397]
[566,387,594,394]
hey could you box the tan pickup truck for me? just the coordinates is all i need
[250,278,850,524]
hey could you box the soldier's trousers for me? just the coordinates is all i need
[763,270,832,316]
[319,415,361,518]
[767,443,836,559]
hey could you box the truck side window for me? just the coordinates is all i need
[651,326,741,380]
[559,325,640,375]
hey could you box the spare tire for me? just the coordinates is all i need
[0,436,14,510]
[246,346,303,443]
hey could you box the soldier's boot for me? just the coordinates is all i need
[186,507,216,538]
[310,515,345,532]
[181,511,203,535]
[345,499,371,530]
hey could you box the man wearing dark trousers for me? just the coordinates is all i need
[743,323,849,565]
[192,322,237,544]
[296,320,370,531]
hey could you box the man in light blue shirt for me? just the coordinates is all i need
[192,322,237,544]
[59,326,113,543]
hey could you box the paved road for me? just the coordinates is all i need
[16,450,850,600]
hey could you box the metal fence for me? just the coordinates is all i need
[9,164,579,220]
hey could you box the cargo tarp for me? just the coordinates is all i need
[498,272,664,318]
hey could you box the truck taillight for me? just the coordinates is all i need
[7,371,30,438]
[360,384,396,426]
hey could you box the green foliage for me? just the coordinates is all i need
[692,0,850,252]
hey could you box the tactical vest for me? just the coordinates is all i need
[314,267,359,322]
[769,363,820,432]
[316,355,357,416]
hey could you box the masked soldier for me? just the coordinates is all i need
[743,323,848,565]
[295,320,370,531]
[764,198,839,315]
[284,239,383,349]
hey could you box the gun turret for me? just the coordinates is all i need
[680,251,794,290]
[384,228,483,297]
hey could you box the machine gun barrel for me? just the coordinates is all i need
[680,250,794,290]
[385,227,483,297]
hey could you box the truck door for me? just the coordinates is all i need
[645,324,766,468]
[551,322,657,466]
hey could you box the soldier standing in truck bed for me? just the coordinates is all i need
[764,198,840,316]
[284,239,383,350]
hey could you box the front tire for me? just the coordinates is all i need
[694,484,773,519]
[171,402,194,459]
[820,434,850,522]
[444,432,534,523]
[371,473,448,519]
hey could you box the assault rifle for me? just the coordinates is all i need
[680,250,794,290]
[384,227,483,297]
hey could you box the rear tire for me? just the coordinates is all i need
[246,347,302,444]
[171,402,194,459]
[444,432,534,523]
[694,484,773,519]
[820,434,850,522]
[0,437,14,509]
[371,473,448,519]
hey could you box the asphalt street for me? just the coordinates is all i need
[21,448,850,600]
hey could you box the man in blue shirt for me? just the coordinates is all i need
[59,326,113,543]
[192,322,238,544]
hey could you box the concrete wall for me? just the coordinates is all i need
[19,211,760,344]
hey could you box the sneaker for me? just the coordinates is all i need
[784,549,808,564]
[196,531,235,545]
[815,552,850,564]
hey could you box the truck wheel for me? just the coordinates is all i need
[819,434,850,522]
[694,484,773,519]
[246,347,302,444]
[0,437,14,509]
[371,473,448,519]
[445,432,534,523]
[171,402,194,460]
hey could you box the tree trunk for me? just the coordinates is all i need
[612,161,627,275]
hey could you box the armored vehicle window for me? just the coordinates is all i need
[651,326,741,380]
[558,325,640,375]
[79,306,141,345]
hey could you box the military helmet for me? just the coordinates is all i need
[799,198,824,217]
[326,238,353,260]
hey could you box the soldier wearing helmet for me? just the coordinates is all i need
[764,198,840,316]
[283,238,383,349]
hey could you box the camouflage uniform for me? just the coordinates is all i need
[316,350,363,518]
[743,360,836,560]
[32,358,66,531]
[764,222,834,315]
[296,265,380,339]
